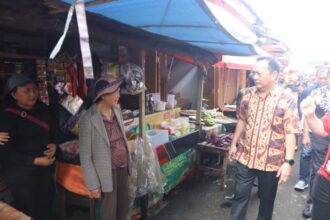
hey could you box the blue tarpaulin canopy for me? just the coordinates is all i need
[61,0,257,63]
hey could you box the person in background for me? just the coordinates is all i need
[304,72,317,87]
[300,67,330,219]
[277,67,287,87]
[297,67,328,118]
[229,57,301,220]
[79,75,131,220]
[283,69,306,153]
[294,67,329,192]
[300,96,330,220]
[0,74,57,220]
[285,70,305,97]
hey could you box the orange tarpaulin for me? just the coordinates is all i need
[55,162,90,196]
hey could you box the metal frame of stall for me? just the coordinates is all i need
[136,50,206,219]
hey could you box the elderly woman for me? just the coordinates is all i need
[0,74,56,220]
[79,75,131,220]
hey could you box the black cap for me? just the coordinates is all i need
[7,74,37,92]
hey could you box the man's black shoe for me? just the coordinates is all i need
[302,203,312,218]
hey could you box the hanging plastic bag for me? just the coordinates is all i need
[120,63,144,95]
[129,137,165,198]
[61,109,86,136]
[58,139,80,164]
[60,94,84,115]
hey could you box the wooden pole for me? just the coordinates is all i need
[139,50,146,140]
[138,50,148,220]
[196,65,206,131]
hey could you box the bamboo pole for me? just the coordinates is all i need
[139,50,146,140]
[138,50,148,220]
[196,65,206,131]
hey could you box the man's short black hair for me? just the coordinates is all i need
[257,56,280,73]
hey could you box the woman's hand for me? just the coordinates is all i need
[33,156,55,166]
[89,188,101,199]
[0,132,10,145]
[44,144,56,158]
[300,96,316,117]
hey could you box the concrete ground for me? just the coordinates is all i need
[150,149,309,220]
[68,148,310,220]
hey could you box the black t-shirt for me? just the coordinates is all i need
[0,101,57,170]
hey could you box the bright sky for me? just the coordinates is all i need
[246,0,330,63]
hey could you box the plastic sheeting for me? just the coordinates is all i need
[60,0,257,57]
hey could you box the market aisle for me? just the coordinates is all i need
[151,149,309,220]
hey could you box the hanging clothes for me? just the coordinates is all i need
[67,61,88,97]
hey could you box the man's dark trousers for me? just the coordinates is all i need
[230,162,280,220]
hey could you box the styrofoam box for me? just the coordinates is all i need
[150,93,161,102]
[147,129,169,148]
[155,100,167,111]
[167,94,176,108]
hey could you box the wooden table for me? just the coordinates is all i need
[196,141,229,190]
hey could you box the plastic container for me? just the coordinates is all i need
[151,93,161,102]
[147,129,169,148]
[167,94,176,109]
[155,100,167,111]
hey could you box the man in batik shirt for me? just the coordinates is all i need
[229,57,301,220]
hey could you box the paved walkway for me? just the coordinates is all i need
[151,149,309,220]
[68,149,310,220]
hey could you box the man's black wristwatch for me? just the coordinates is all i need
[284,159,294,166]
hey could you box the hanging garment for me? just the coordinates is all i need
[67,62,88,97]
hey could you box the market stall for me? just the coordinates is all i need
[0,0,259,219]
